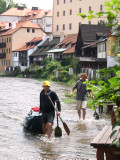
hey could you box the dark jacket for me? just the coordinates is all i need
[40,90,61,114]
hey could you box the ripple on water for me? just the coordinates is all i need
[0,77,111,160]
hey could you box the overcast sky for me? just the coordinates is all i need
[13,0,53,10]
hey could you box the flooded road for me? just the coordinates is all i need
[0,77,111,160]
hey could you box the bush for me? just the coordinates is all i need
[58,70,70,82]
[24,68,30,77]
[35,68,42,78]
[12,66,22,77]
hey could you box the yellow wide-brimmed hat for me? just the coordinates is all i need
[42,81,50,87]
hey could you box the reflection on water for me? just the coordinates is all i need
[0,77,111,160]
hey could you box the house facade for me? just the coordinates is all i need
[75,24,108,79]
[20,9,53,33]
[30,36,60,66]
[12,37,47,71]
[107,34,119,67]
[53,0,110,36]
[47,34,77,60]
[42,10,53,33]
[0,21,46,73]
[0,6,32,22]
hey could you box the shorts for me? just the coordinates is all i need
[42,112,55,124]
[76,100,87,110]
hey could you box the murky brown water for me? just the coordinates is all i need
[0,77,111,160]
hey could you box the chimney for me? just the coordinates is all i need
[49,34,53,42]
[5,22,9,29]
[60,32,64,42]
[107,27,111,37]
[42,34,46,40]
[32,7,38,10]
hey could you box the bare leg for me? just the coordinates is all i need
[42,123,47,135]
[78,109,81,119]
[47,123,52,139]
[82,108,86,120]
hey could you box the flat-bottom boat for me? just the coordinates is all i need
[23,107,43,133]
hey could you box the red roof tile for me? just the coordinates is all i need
[58,34,78,46]
[20,9,49,22]
[0,21,6,27]
[56,34,77,54]
[1,21,42,36]
[1,7,32,16]
[29,37,42,42]
[45,10,53,17]
[13,36,42,52]
[63,44,76,54]
[13,44,35,52]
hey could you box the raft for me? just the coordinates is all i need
[23,107,43,133]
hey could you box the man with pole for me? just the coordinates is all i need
[40,81,61,139]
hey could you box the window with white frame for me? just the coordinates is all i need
[14,53,17,57]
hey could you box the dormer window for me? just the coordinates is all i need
[32,14,36,17]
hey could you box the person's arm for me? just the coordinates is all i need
[88,90,94,99]
[70,81,78,97]
[53,92,61,116]
[70,88,74,97]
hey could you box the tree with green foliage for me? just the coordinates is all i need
[0,0,27,14]
[71,57,79,77]
[12,66,21,77]
[41,60,61,80]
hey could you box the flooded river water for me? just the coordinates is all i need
[0,77,111,160]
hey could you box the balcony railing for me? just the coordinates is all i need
[79,57,107,62]
[0,42,6,48]
[0,53,6,58]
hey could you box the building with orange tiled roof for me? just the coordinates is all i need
[0,6,32,22]
[20,9,53,34]
[30,35,60,66]
[12,35,47,71]
[0,22,6,28]
[0,6,53,34]
[0,20,46,73]
[47,33,77,59]
[42,10,53,33]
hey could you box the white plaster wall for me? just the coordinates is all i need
[107,56,120,68]
[98,52,106,58]
[0,15,22,22]
[47,53,54,59]
[12,52,19,67]
[43,17,52,33]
